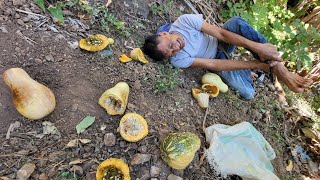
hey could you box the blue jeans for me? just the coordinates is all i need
[214,16,267,100]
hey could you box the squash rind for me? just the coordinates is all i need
[130,48,149,64]
[96,158,130,180]
[98,82,129,115]
[192,88,209,108]
[119,113,148,142]
[2,68,56,120]
[160,132,201,170]
[79,34,111,52]
[201,73,228,93]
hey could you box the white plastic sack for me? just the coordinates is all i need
[205,121,279,180]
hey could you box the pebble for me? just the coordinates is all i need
[131,153,151,165]
[45,54,54,62]
[138,145,148,153]
[119,141,126,148]
[4,9,12,16]
[35,58,43,64]
[167,174,183,180]
[15,13,21,19]
[134,80,142,90]
[71,103,78,112]
[17,19,25,26]
[71,165,83,175]
[39,173,48,180]
[22,17,30,23]
[13,0,26,6]
[103,133,116,146]
[253,109,263,121]
[38,159,48,168]
[150,166,161,177]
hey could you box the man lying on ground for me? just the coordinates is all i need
[142,14,313,100]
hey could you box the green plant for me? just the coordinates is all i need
[154,64,182,94]
[34,0,64,24]
[219,0,320,71]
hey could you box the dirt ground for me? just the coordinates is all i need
[0,0,318,179]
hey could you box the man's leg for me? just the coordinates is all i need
[215,16,265,100]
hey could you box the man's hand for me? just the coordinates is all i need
[256,43,282,62]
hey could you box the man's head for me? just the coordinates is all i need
[142,32,185,61]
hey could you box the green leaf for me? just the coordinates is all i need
[76,116,95,134]
[57,171,74,179]
[48,3,64,25]
[34,0,46,12]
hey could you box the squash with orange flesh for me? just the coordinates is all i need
[119,113,148,142]
[201,84,219,97]
[96,158,130,180]
[130,48,149,64]
[98,82,129,115]
[79,34,114,52]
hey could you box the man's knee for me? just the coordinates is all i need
[223,16,246,31]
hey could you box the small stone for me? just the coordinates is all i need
[172,169,184,177]
[38,159,48,168]
[150,166,161,177]
[13,0,26,6]
[133,80,142,90]
[131,153,151,165]
[15,47,21,53]
[35,58,43,64]
[119,141,126,148]
[138,145,148,153]
[151,178,158,180]
[71,165,83,175]
[85,172,96,180]
[15,13,21,19]
[71,104,78,112]
[45,54,54,62]
[17,19,25,26]
[22,17,30,23]
[167,174,183,180]
[39,173,48,180]
[4,9,12,16]
[103,133,116,146]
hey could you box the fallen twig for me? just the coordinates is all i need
[16,30,37,46]
[15,9,47,18]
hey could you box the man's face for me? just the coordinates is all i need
[157,32,185,58]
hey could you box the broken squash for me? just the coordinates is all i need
[130,48,149,64]
[201,73,228,93]
[160,132,201,170]
[192,88,209,108]
[98,82,129,115]
[79,34,114,52]
[96,158,130,180]
[201,84,219,97]
[119,54,132,63]
[2,68,56,120]
[119,113,148,142]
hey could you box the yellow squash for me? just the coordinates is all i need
[119,113,148,142]
[98,82,129,115]
[119,54,132,63]
[201,73,228,93]
[130,48,149,64]
[79,34,114,52]
[160,132,201,170]
[201,83,219,97]
[96,158,130,180]
[2,68,56,120]
[192,88,209,108]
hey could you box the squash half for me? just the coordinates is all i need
[160,132,201,170]
[192,88,209,108]
[96,158,130,180]
[98,82,129,115]
[119,113,148,142]
[201,73,228,93]
[79,34,114,52]
[201,83,219,97]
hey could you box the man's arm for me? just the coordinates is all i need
[201,21,282,62]
[190,58,272,72]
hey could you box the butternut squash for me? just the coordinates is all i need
[201,73,228,93]
[119,113,148,142]
[96,158,130,180]
[79,34,114,52]
[2,68,56,120]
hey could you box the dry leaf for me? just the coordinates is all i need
[66,139,78,147]
[105,0,112,7]
[17,163,36,180]
[79,139,91,144]
[286,160,293,171]
[301,127,317,139]
[69,159,86,165]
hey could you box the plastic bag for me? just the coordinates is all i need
[205,122,279,180]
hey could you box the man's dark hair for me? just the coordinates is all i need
[142,35,166,61]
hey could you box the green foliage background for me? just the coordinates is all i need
[219,0,320,71]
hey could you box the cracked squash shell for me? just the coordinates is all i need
[160,132,201,170]
[96,158,130,180]
[79,34,114,52]
[119,113,148,142]
[2,68,56,120]
[98,82,129,115]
